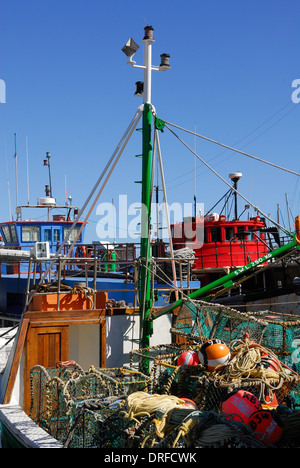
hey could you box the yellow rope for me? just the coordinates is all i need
[119,391,187,439]
[211,339,295,406]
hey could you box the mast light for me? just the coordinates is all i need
[122,38,140,63]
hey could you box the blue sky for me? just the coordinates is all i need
[0,0,299,242]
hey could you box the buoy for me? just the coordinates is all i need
[263,392,279,409]
[248,410,283,446]
[222,390,262,424]
[180,398,198,410]
[260,353,281,373]
[177,350,199,366]
[198,339,231,370]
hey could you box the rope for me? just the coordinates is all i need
[211,339,299,405]
[119,391,187,443]
[119,391,186,423]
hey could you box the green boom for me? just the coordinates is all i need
[151,235,299,320]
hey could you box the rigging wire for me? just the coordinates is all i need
[162,120,300,178]
[165,100,297,188]
[164,123,291,237]
[39,108,143,284]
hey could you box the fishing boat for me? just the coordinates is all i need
[0,25,300,449]
[171,171,300,315]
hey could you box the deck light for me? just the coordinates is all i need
[134,81,144,97]
[122,38,140,63]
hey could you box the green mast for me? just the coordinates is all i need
[139,26,156,349]
[140,101,153,349]
[122,26,171,348]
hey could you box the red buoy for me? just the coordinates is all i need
[177,350,199,366]
[180,398,198,410]
[249,410,283,446]
[222,390,262,424]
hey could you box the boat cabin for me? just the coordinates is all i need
[171,214,268,270]
[0,199,85,255]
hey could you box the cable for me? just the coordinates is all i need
[164,123,291,237]
[162,120,300,177]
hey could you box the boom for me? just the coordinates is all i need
[150,216,300,320]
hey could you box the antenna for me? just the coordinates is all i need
[65,174,68,205]
[14,133,18,209]
[26,136,30,204]
[194,123,197,218]
[43,152,53,197]
[229,172,242,220]
[4,136,12,221]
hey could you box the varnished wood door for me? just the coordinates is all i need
[24,325,69,413]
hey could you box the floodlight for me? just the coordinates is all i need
[122,38,140,61]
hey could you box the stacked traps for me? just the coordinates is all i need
[29,362,151,448]
[29,358,300,448]
[247,311,300,370]
[170,299,269,345]
[148,300,300,413]
[246,310,300,406]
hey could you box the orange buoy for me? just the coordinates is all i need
[263,392,279,409]
[198,339,231,370]
[180,398,198,410]
[249,410,283,446]
[177,350,199,366]
[222,390,262,424]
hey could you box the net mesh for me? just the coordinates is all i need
[29,301,300,448]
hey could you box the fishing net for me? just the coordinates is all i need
[247,311,300,372]
[171,299,269,345]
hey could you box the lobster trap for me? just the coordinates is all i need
[171,299,269,345]
[29,362,151,448]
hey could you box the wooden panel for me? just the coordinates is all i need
[24,325,69,414]
[2,318,30,405]
[29,292,108,312]
[24,308,106,325]
[99,321,106,368]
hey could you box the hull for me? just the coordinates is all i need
[0,404,62,448]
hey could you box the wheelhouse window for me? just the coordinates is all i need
[44,229,51,242]
[211,226,221,242]
[1,224,18,244]
[64,226,82,243]
[54,229,60,242]
[225,226,234,241]
[21,226,40,242]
